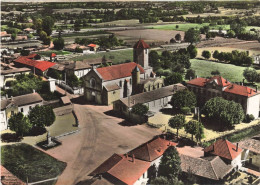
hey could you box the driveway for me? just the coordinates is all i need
[45,104,161,185]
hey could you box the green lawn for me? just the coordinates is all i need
[72,49,133,64]
[151,23,230,32]
[37,50,71,56]
[1,143,66,183]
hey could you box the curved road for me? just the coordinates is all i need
[46,103,161,185]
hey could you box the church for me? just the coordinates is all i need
[82,40,164,105]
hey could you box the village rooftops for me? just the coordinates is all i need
[1,92,43,110]
[1,67,31,75]
[96,62,145,81]
[119,84,186,108]
[187,76,258,97]
[89,153,150,185]
[180,155,233,181]
[104,83,121,92]
[239,134,260,155]
[204,139,243,161]
[129,137,177,162]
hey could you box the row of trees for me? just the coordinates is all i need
[8,105,55,137]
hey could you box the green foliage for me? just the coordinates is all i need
[184,120,198,141]
[195,121,205,142]
[170,90,196,110]
[184,28,201,44]
[75,46,83,53]
[244,114,255,123]
[28,105,56,128]
[149,50,160,69]
[227,30,236,38]
[151,176,183,185]
[11,33,16,41]
[67,73,80,87]
[175,33,181,41]
[187,44,197,59]
[202,50,211,59]
[42,16,55,36]
[230,19,247,35]
[181,107,191,115]
[47,69,63,80]
[1,143,66,183]
[27,33,33,39]
[132,103,149,116]
[243,68,258,83]
[158,146,181,179]
[20,50,30,56]
[165,72,183,86]
[53,37,65,50]
[211,70,220,76]
[185,69,196,80]
[168,114,186,137]
[202,97,245,128]
[213,50,219,60]
[8,112,32,137]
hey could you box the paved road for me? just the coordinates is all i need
[46,103,161,185]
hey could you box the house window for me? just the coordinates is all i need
[11,111,14,116]
[21,108,23,112]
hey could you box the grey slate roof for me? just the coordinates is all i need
[1,93,43,110]
[1,67,31,75]
[119,83,186,107]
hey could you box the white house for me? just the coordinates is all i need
[1,92,43,131]
[252,54,260,65]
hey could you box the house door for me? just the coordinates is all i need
[91,91,96,102]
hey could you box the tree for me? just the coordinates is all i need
[185,69,196,80]
[170,89,196,110]
[67,73,80,87]
[158,146,181,179]
[39,30,47,41]
[74,19,81,32]
[243,68,258,83]
[8,112,32,137]
[149,50,160,68]
[213,50,219,60]
[43,36,51,45]
[185,120,198,141]
[202,50,211,59]
[151,176,183,185]
[168,114,186,138]
[211,70,220,76]
[132,103,149,116]
[184,28,201,44]
[42,16,55,36]
[11,33,16,41]
[202,97,244,129]
[175,33,182,42]
[195,121,205,143]
[187,44,197,59]
[28,105,55,128]
[227,30,236,38]
[53,37,64,50]
[164,73,183,86]
[230,19,247,35]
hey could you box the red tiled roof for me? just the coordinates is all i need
[133,39,150,49]
[224,84,258,97]
[130,137,177,162]
[89,154,150,185]
[14,57,56,72]
[204,139,243,161]
[51,53,56,57]
[88,44,96,47]
[206,76,231,87]
[1,165,25,185]
[96,62,145,81]
[187,77,207,87]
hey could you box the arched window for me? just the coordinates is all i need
[90,78,96,88]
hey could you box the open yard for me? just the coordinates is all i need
[72,48,133,64]
[37,50,72,56]
[1,143,66,184]
[148,111,260,142]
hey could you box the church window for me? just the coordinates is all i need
[119,80,122,87]
[21,108,23,112]
[90,78,96,88]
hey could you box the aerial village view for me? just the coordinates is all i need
[1,0,260,185]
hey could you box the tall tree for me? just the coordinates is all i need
[170,90,196,110]
[28,105,55,128]
[187,44,197,59]
[53,37,64,50]
[164,72,183,86]
[158,146,181,179]
[243,68,258,83]
[185,69,196,80]
[195,121,205,143]
[202,50,211,59]
[8,112,32,137]
[42,16,55,36]
[185,120,198,141]
[11,33,16,41]
[184,28,201,44]
[168,114,186,138]
[175,33,182,42]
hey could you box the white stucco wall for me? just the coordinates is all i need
[150,156,162,168]
[133,171,149,185]
[74,69,91,79]
[246,94,260,118]
[1,110,7,131]
[18,102,43,116]
[231,153,242,169]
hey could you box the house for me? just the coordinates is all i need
[239,134,260,171]
[1,31,11,42]
[88,43,99,52]
[13,56,56,76]
[252,54,260,65]
[180,155,233,183]
[187,76,260,118]
[0,67,31,88]
[204,139,243,169]
[50,53,57,62]
[89,153,150,185]
[1,92,43,131]
[113,84,186,118]
[82,40,161,105]
[64,43,89,53]
[129,137,177,168]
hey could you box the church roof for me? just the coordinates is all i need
[133,39,150,49]
[96,62,144,81]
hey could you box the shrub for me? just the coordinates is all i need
[181,107,191,115]
[132,103,149,116]
[244,114,255,123]
[1,133,22,142]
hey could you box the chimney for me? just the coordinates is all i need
[236,143,239,152]
[132,154,135,163]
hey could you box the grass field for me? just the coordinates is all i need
[1,143,66,183]
[72,49,133,64]
[37,50,71,56]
